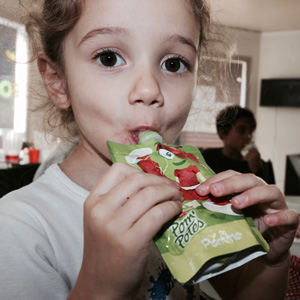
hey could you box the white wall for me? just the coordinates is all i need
[256,30,300,192]
[232,29,261,115]
[233,29,300,191]
[1,1,299,189]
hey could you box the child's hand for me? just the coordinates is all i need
[70,162,183,300]
[243,147,262,173]
[296,221,300,237]
[196,170,299,264]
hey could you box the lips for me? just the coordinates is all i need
[130,126,159,144]
[130,131,140,144]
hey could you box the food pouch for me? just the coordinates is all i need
[107,131,269,284]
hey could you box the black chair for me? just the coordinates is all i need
[0,164,40,198]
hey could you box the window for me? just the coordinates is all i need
[180,57,248,149]
[0,17,28,136]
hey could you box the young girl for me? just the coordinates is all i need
[0,0,298,299]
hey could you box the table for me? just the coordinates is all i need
[0,163,40,198]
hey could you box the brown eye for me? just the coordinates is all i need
[100,52,116,66]
[162,58,186,73]
[95,50,124,67]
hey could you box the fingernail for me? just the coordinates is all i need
[179,191,184,202]
[197,184,209,194]
[232,194,248,206]
[171,181,181,189]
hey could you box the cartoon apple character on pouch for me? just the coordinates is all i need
[125,143,241,216]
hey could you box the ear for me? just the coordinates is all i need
[37,54,71,109]
[217,128,225,140]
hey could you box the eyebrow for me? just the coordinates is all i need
[78,27,129,47]
[166,34,198,53]
[78,27,198,53]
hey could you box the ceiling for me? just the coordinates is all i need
[1,0,300,33]
[209,0,300,32]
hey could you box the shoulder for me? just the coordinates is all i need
[0,164,88,222]
[202,148,222,155]
[0,165,85,299]
[201,148,223,159]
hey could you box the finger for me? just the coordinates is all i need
[295,222,300,237]
[210,173,266,197]
[197,171,266,197]
[100,171,179,211]
[264,208,299,228]
[91,162,141,196]
[87,162,180,214]
[85,162,142,211]
[113,183,184,229]
[196,170,240,195]
[132,199,183,240]
[248,148,259,154]
[231,184,286,211]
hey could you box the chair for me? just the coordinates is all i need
[0,164,40,198]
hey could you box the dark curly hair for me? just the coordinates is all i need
[216,105,256,136]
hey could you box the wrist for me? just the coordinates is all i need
[260,250,291,269]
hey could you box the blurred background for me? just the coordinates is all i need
[0,0,300,193]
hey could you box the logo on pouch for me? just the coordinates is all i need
[201,231,242,249]
[170,210,206,249]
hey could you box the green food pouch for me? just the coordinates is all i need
[107,131,269,284]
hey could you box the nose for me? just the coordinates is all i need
[128,70,164,107]
[246,131,252,143]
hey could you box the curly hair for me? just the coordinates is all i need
[216,105,257,135]
[21,0,233,140]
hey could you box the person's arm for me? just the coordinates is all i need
[209,251,290,300]
[196,170,298,300]
[68,162,183,300]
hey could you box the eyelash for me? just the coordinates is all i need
[162,54,191,72]
[92,48,191,73]
[92,48,125,69]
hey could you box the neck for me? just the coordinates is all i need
[222,147,243,160]
[59,144,111,191]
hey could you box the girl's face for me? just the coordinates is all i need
[222,117,255,152]
[62,0,200,161]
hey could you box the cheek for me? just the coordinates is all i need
[177,101,193,122]
[68,76,111,115]
[73,95,101,118]
[68,87,108,135]
[171,80,195,108]
[166,91,194,136]
[232,135,245,148]
[176,88,195,119]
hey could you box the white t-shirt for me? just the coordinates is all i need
[0,164,200,300]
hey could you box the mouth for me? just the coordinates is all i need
[130,126,159,144]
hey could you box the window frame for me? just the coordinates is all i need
[180,57,248,148]
[0,17,28,137]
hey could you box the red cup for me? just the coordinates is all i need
[5,154,20,164]
[28,148,40,164]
